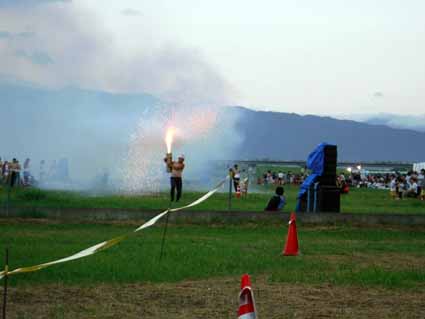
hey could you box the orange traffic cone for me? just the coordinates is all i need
[237,274,257,319]
[283,212,299,256]
[236,185,241,198]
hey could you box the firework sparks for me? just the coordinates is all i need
[165,127,175,153]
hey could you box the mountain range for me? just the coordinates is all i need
[231,107,425,162]
[2,81,425,163]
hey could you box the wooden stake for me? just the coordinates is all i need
[228,175,232,211]
[5,186,11,218]
[2,248,9,319]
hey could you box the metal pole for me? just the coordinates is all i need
[159,211,170,263]
[228,174,232,211]
[2,248,9,319]
[5,186,10,218]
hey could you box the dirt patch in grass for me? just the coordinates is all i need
[7,276,425,319]
[321,253,425,270]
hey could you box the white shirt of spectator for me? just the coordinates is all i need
[390,179,397,192]
[406,175,412,187]
[410,182,418,193]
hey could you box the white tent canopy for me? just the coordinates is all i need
[413,162,425,172]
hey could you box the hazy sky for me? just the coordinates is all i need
[1,0,424,115]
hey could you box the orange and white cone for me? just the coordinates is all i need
[283,212,299,256]
[237,274,257,319]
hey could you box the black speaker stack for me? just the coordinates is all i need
[318,145,337,186]
[301,145,341,213]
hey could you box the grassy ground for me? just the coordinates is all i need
[1,184,425,214]
[1,221,424,318]
[1,222,424,288]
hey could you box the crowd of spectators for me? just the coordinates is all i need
[255,166,424,201]
[0,157,32,188]
[257,170,306,186]
[339,169,425,200]
[1,156,73,189]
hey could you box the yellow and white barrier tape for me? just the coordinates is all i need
[0,178,227,280]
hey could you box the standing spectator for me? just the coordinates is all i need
[389,175,399,199]
[23,158,31,186]
[266,170,273,184]
[397,176,407,199]
[406,171,413,188]
[10,158,21,187]
[2,161,9,185]
[39,160,46,184]
[277,171,284,185]
[263,173,268,185]
[231,164,241,191]
[289,172,294,184]
[272,172,277,184]
[0,157,3,183]
[389,175,398,199]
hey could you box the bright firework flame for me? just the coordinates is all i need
[165,127,175,153]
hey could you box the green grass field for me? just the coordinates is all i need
[1,222,424,289]
[2,185,425,214]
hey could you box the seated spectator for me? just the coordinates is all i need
[397,176,406,199]
[340,180,350,194]
[265,186,286,211]
[405,178,419,198]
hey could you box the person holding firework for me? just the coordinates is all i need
[164,154,185,202]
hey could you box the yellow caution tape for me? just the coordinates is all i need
[0,178,227,280]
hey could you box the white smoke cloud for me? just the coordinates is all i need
[0,3,233,102]
[0,1,242,192]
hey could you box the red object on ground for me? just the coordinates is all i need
[283,212,299,256]
[237,274,257,319]
[236,185,241,198]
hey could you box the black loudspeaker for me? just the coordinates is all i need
[298,144,340,213]
[298,184,341,213]
[318,175,336,186]
[317,185,340,212]
[319,145,337,186]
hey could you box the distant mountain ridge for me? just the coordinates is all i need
[363,114,425,132]
[230,107,425,162]
[335,113,425,133]
[1,82,425,163]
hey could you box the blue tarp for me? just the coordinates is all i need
[306,142,328,176]
[296,142,335,211]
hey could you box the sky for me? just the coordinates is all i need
[1,0,424,115]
